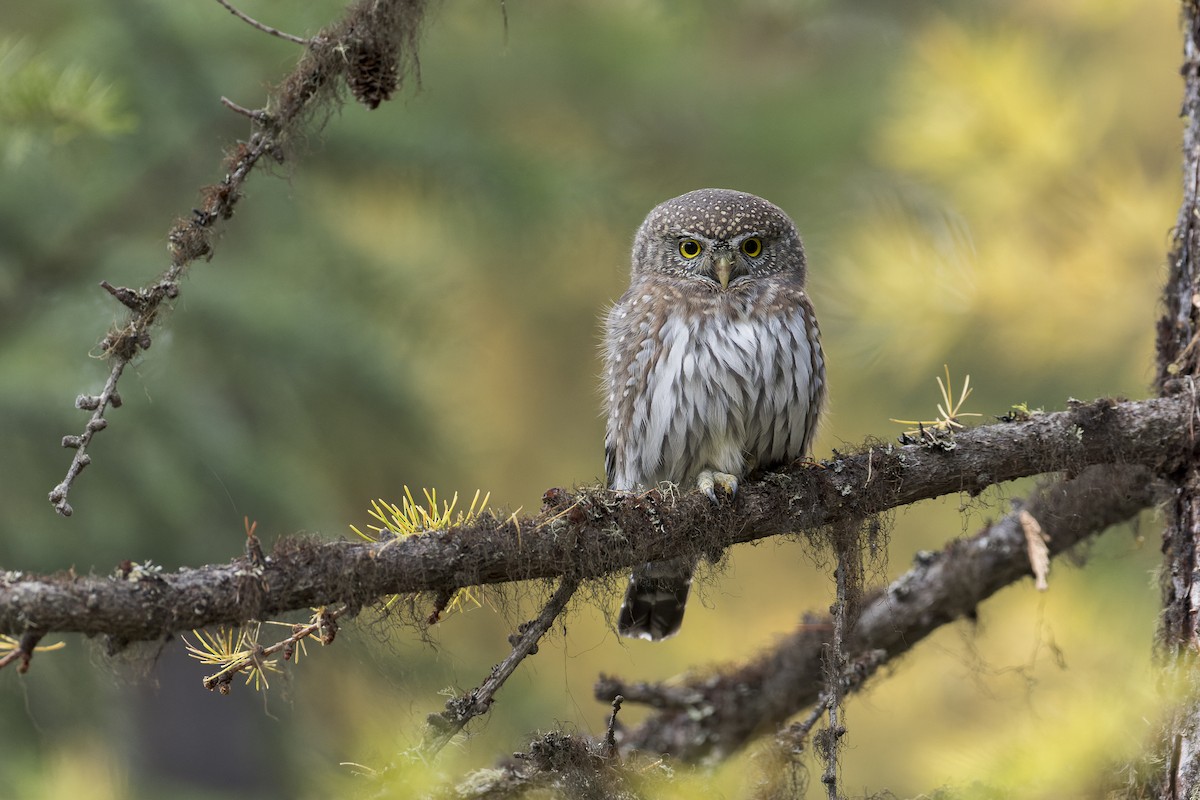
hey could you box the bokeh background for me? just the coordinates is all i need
[0,0,1179,797]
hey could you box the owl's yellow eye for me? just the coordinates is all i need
[679,239,702,259]
[741,237,763,258]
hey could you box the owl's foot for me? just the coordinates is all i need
[697,470,739,502]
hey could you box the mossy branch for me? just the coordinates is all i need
[3,393,1192,649]
[597,464,1157,763]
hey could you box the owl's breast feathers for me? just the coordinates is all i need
[604,275,825,491]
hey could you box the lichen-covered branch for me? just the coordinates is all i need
[449,728,641,800]
[48,0,428,516]
[3,395,1190,650]
[1155,3,1200,796]
[598,465,1159,763]
[1158,2,1200,392]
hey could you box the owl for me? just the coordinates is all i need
[603,188,826,641]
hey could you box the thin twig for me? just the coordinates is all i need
[188,606,344,692]
[753,650,886,800]
[220,96,271,123]
[422,575,581,756]
[603,695,624,760]
[48,359,126,516]
[820,545,850,799]
[784,694,834,753]
[777,649,885,756]
[212,0,310,45]
[0,631,44,674]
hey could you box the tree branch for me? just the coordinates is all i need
[598,464,1159,762]
[48,0,428,516]
[1155,2,1200,796]
[3,395,1190,648]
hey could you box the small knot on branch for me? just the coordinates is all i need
[47,484,72,516]
[602,695,624,760]
[99,280,150,313]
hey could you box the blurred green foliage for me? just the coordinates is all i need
[0,0,1177,797]
[0,38,135,166]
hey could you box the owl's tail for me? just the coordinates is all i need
[618,557,695,641]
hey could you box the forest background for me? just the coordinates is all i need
[0,1,1179,797]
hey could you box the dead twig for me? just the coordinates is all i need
[820,546,850,799]
[422,575,582,755]
[49,0,428,516]
[603,695,624,760]
[0,631,45,674]
[220,96,271,123]
[212,0,310,45]
[48,360,125,516]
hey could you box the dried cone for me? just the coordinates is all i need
[347,41,399,110]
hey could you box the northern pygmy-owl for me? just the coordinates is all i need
[604,188,826,640]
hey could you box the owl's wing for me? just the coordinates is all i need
[744,288,826,469]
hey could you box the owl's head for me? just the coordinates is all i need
[631,188,806,290]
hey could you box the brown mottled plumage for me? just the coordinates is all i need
[604,189,826,640]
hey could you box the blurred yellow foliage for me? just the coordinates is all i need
[881,20,1088,198]
[829,7,1175,393]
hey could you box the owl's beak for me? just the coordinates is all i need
[714,253,734,290]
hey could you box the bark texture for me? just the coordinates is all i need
[1,396,1188,646]
[599,466,1158,762]
[1157,4,1200,796]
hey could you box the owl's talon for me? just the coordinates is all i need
[697,470,739,503]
